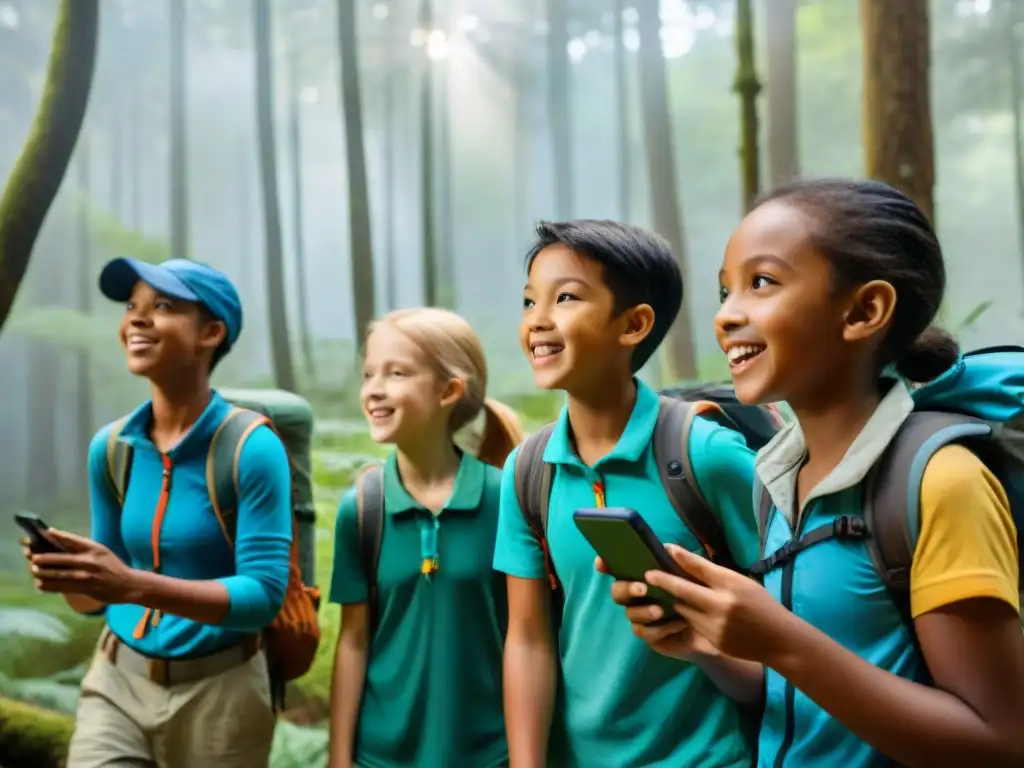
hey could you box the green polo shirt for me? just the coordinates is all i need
[494,380,760,768]
[330,451,508,768]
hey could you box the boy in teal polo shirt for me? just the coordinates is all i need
[25,257,293,767]
[494,220,762,768]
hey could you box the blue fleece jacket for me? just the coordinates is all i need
[88,391,292,659]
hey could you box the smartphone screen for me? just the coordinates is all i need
[14,512,64,555]
[574,507,689,617]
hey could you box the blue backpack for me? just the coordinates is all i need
[752,345,1024,614]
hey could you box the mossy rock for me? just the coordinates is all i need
[0,697,73,768]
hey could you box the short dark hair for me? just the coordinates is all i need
[755,178,958,382]
[198,305,230,373]
[525,219,683,372]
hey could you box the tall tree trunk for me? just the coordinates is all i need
[734,0,762,212]
[236,139,252,299]
[383,41,398,311]
[77,131,93,484]
[109,91,123,219]
[547,0,572,219]
[764,0,800,187]
[1006,0,1024,286]
[438,61,455,307]
[0,0,99,332]
[418,0,439,305]
[287,33,316,385]
[614,0,630,221]
[510,36,528,247]
[860,0,934,223]
[337,0,376,354]
[169,0,189,257]
[129,77,143,230]
[253,0,297,392]
[636,1,698,381]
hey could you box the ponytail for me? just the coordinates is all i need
[455,398,525,468]
[893,325,960,383]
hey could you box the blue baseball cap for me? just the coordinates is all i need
[99,257,243,352]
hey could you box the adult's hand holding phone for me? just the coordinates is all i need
[29,529,139,605]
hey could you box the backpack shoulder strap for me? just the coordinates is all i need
[355,464,385,611]
[105,417,132,509]
[866,410,994,593]
[513,425,557,588]
[753,474,774,561]
[207,407,272,547]
[654,396,739,570]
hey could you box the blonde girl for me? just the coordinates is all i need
[327,307,523,768]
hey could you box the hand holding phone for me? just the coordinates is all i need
[574,507,696,621]
[15,512,65,555]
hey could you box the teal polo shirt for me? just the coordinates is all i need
[330,451,508,768]
[493,380,760,768]
[88,392,293,659]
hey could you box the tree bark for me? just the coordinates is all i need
[547,0,572,220]
[764,0,799,187]
[418,0,439,306]
[287,31,316,385]
[337,0,376,354]
[614,0,631,221]
[253,0,297,392]
[1006,0,1024,288]
[734,0,762,212]
[636,1,698,381]
[169,0,189,257]
[0,0,100,332]
[861,0,935,223]
[77,130,93,484]
[382,39,398,311]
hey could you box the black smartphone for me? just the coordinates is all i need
[14,512,64,554]
[574,507,695,620]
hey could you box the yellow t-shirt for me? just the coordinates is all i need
[910,444,1020,618]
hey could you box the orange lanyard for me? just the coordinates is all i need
[592,480,606,508]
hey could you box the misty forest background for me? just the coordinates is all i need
[1,0,1023,765]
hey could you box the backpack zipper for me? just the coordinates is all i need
[132,454,172,639]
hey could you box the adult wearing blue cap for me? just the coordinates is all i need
[24,257,293,767]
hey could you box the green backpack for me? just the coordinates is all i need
[105,388,318,585]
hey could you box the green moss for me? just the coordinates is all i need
[0,697,73,768]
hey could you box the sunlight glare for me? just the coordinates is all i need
[567,37,587,63]
[458,14,480,32]
[372,3,389,21]
[623,28,640,52]
[410,27,427,47]
[0,2,21,30]
[427,30,450,61]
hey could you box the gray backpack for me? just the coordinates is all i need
[513,396,760,616]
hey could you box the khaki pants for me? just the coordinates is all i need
[67,631,276,768]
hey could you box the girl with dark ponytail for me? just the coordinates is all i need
[606,179,1024,766]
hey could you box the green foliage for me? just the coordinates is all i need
[88,204,170,266]
[953,300,994,337]
[0,608,85,716]
[0,696,74,768]
[270,720,328,768]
